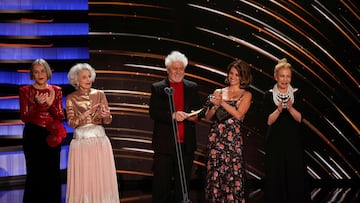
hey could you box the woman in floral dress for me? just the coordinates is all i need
[204,59,252,202]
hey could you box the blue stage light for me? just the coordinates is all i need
[0,71,69,85]
[0,96,67,110]
[0,0,88,10]
[0,122,73,136]
[0,23,89,36]
[0,145,70,177]
[0,47,89,60]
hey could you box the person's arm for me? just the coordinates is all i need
[93,91,112,124]
[220,91,252,120]
[287,98,302,123]
[267,92,302,125]
[267,102,282,125]
[204,105,218,121]
[204,89,221,121]
[48,86,65,121]
[66,94,99,128]
[66,96,79,128]
[19,86,39,123]
[149,84,173,124]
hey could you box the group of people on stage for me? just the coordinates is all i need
[19,60,119,203]
[19,50,309,203]
[150,51,309,203]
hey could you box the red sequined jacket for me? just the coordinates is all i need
[19,84,65,128]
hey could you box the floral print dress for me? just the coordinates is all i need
[205,100,245,203]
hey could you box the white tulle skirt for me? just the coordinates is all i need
[66,124,120,203]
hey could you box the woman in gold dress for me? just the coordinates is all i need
[65,63,119,203]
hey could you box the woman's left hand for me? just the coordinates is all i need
[100,104,111,118]
[45,88,55,107]
[286,99,293,111]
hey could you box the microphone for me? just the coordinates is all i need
[164,87,174,95]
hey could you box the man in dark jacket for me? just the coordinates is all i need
[149,51,202,203]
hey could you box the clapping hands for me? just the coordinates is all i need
[35,88,55,106]
[99,104,111,118]
[210,89,222,107]
[83,103,110,120]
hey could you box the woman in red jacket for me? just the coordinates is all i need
[19,59,65,203]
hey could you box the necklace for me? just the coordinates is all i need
[272,84,296,108]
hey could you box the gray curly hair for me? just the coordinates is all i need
[67,63,96,89]
[165,51,188,68]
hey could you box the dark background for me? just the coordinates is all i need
[0,0,359,202]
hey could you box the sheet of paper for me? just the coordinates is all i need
[187,108,203,117]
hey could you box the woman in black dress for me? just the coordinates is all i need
[264,58,309,203]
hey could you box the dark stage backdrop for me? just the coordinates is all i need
[0,2,359,202]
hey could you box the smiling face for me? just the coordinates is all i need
[32,64,48,87]
[167,61,185,83]
[77,69,92,90]
[227,66,241,87]
[275,67,292,92]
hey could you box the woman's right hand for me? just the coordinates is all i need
[211,89,222,107]
[35,91,48,104]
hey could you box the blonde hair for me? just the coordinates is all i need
[30,59,52,80]
[274,58,292,76]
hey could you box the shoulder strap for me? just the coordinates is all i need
[238,90,246,99]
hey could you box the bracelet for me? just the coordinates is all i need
[276,108,282,113]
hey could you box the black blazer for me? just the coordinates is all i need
[149,78,202,155]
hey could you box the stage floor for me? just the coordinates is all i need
[1,180,360,203]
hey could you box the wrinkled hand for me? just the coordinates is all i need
[286,99,293,111]
[35,88,55,106]
[89,103,101,116]
[99,104,111,118]
[80,103,101,120]
[35,91,49,104]
[173,111,188,122]
[45,88,55,106]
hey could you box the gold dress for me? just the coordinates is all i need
[65,88,119,203]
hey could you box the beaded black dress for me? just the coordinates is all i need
[263,88,309,203]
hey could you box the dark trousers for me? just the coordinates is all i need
[22,123,61,203]
[152,145,194,203]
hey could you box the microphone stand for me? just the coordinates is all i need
[164,87,192,203]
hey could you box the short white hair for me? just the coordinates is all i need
[67,63,96,89]
[165,51,188,68]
